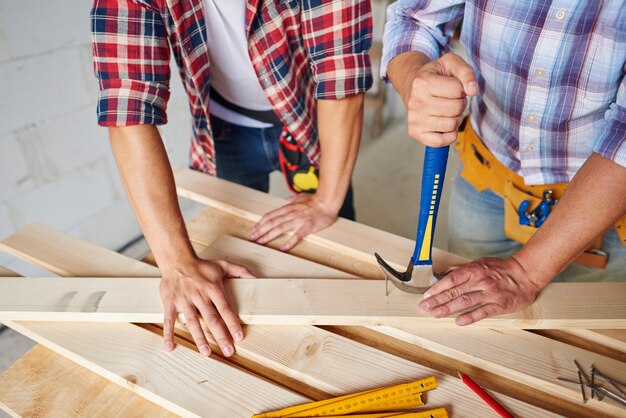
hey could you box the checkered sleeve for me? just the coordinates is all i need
[301,0,373,100]
[381,0,465,80]
[91,0,171,126]
[593,74,626,168]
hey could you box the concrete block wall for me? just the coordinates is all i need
[0,0,197,272]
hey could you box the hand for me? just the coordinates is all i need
[405,52,478,147]
[418,256,544,325]
[159,257,254,357]
[249,193,339,252]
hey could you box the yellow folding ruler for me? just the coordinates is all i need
[252,377,447,418]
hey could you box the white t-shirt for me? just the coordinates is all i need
[203,0,273,128]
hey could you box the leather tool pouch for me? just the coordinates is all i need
[455,118,625,269]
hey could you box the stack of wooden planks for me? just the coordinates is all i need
[1,169,625,417]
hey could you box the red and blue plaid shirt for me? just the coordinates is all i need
[91,0,373,175]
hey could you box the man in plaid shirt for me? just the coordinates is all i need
[383,1,625,324]
[91,0,372,356]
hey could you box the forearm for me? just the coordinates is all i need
[315,94,364,212]
[515,153,626,286]
[109,125,195,269]
[387,51,431,104]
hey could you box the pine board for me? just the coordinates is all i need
[3,320,308,418]
[0,223,160,278]
[2,226,557,417]
[0,266,18,277]
[373,326,626,416]
[0,344,174,418]
[200,236,355,279]
[1,276,625,329]
[174,168,469,274]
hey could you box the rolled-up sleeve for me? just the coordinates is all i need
[91,0,171,126]
[381,0,465,80]
[593,76,626,167]
[302,0,373,100]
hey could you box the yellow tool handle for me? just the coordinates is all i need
[253,377,438,418]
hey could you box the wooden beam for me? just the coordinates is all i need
[173,168,469,273]
[0,344,175,418]
[0,266,18,277]
[0,228,558,417]
[373,326,626,416]
[1,276,625,329]
[200,236,356,279]
[0,223,160,278]
[3,320,308,417]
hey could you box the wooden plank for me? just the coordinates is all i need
[0,266,18,277]
[174,168,469,273]
[185,207,382,280]
[533,329,626,362]
[0,344,174,418]
[3,226,557,417]
[200,236,356,279]
[3,320,308,418]
[0,223,160,278]
[1,276,625,329]
[373,326,626,416]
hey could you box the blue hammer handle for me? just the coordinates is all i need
[411,145,450,266]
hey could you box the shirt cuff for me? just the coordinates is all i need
[311,52,373,100]
[593,103,626,168]
[96,79,170,126]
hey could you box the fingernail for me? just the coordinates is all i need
[223,345,234,357]
[200,345,211,356]
[432,308,442,317]
[468,81,478,93]
[234,331,244,342]
[423,292,431,299]
[165,341,174,352]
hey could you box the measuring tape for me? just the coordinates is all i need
[253,377,441,418]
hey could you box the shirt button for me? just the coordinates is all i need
[556,10,565,20]
[528,114,536,122]
[536,69,545,77]
[526,145,534,151]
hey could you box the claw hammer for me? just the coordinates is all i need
[375,143,450,294]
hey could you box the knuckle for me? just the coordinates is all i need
[459,293,473,307]
[445,288,459,301]
[204,314,222,327]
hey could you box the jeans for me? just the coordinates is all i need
[210,114,356,220]
[448,166,626,282]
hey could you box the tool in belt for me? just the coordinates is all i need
[455,118,626,269]
[210,88,319,194]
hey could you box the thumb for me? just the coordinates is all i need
[438,53,478,97]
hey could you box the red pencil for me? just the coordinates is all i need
[457,371,515,418]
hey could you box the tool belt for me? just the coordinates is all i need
[210,88,320,194]
[455,118,626,269]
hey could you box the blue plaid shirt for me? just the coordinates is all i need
[382,0,626,185]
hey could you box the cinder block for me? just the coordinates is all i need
[38,105,110,175]
[159,115,193,167]
[68,199,142,251]
[0,0,90,61]
[0,132,34,201]
[7,159,118,233]
[0,48,95,135]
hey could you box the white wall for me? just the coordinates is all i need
[0,0,199,272]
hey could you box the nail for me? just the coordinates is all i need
[468,81,478,93]
[165,341,174,352]
[234,331,244,342]
[423,292,431,299]
[223,345,234,357]
[200,344,211,356]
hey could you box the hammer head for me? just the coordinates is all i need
[375,253,441,294]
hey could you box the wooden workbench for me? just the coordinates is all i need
[1,172,625,417]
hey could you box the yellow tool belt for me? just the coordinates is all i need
[455,119,626,269]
